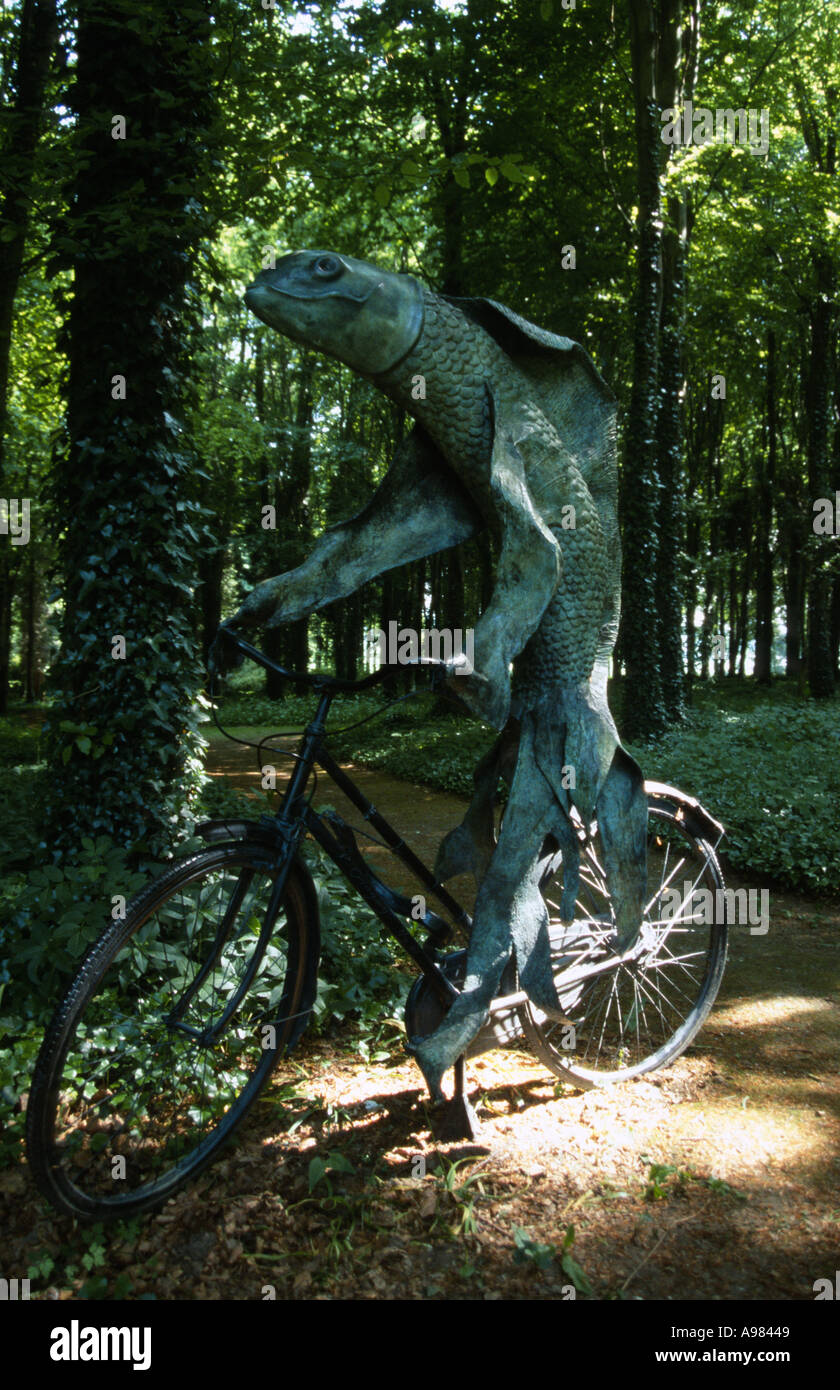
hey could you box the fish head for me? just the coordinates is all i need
[245,250,424,375]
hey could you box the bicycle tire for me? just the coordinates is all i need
[520,797,728,1088]
[26,842,318,1221]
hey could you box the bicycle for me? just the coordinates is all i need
[26,629,729,1221]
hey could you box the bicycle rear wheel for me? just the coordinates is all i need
[27,842,318,1221]
[520,796,728,1087]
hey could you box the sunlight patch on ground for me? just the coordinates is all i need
[712,995,836,1025]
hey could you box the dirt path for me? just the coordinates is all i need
[6,735,838,1302]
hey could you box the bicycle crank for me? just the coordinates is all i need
[405,951,525,1057]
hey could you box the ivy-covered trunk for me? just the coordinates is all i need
[655,202,687,721]
[620,0,667,740]
[653,1,696,722]
[44,0,217,853]
[805,254,836,699]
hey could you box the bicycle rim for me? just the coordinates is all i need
[520,802,728,1087]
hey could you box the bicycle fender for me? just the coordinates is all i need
[196,818,281,846]
[643,781,725,846]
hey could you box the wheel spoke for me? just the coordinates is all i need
[522,803,727,1084]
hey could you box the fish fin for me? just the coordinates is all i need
[448,391,562,730]
[594,747,648,950]
[434,721,520,885]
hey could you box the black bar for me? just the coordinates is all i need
[316,745,473,940]
[304,807,456,1007]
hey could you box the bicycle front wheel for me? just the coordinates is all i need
[520,797,728,1087]
[27,842,318,1221]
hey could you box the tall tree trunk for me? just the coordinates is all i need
[728,554,739,677]
[805,253,836,698]
[684,562,697,691]
[655,232,686,719]
[737,553,750,678]
[45,0,217,853]
[793,74,837,696]
[198,544,225,668]
[21,538,44,701]
[262,357,315,696]
[830,575,840,679]
[654,0,696,722]
[784,553,805,677]
[0,0,56,714]
[621,0,668,740]
[754,330,776,683]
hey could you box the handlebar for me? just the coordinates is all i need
[208,624,452,694]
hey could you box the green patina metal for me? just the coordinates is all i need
[236,250,648,1101]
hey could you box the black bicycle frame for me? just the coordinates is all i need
[263,693,473,1011]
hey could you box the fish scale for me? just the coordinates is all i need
[376,289,611,701]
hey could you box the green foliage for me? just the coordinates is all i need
[304,836,408,1038]
[512,1222,593,1294]
[513,1225,555,1270]
[643,1159,745,1203]
[0,1016,41,1162]
[644,1162,689,1202]
[216,689,387,731]
[24,1218,157,1301]
[626,700,840,893]
[308,1151,356,1193]
[431,1157,488,1237]
[0,835,149,1024]
[0,717,42,768]
[330,716,495,797]
[329,687,840,895]
[0,763,47,870]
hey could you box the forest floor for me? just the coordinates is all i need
[6,732,839,1302]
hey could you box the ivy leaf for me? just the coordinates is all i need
[560,1251,593,1295]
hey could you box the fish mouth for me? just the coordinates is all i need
[245,276,384,307]
[244,282,274,323]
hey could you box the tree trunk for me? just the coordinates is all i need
[621,0,668,740]
[655,207,686,717]
[805,253,836,698]
[0,0,56,714]
[830,574,840,680]
[21,539,44,701]
[753,330,776,683]
[45,1,217,854]
[653,0,696,722]
[784,553,805,677]
[198,544,225,668]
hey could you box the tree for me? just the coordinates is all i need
[0,0,56,714]
[620,0,673,740]
[44,0,219,852]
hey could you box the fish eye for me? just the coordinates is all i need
[312,255,342,279]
